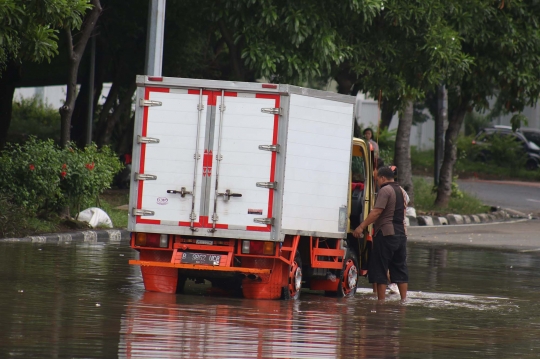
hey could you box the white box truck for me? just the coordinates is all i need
[128,75,375,299]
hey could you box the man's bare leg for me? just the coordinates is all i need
[376,283,387,301]
[397,283,408,300]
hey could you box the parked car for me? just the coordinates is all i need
[472,126,540,170]
[520,127,540,148]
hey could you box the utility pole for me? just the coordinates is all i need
[145,0,166,76]
[434,84,447,185]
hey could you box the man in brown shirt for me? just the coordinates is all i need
[353,166,408,301]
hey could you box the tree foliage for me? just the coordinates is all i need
[0,0,91,68]
[435,0,540,207]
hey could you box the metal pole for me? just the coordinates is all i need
[434,84,447,185]
[145,0,166,76]
[86,31,96,145]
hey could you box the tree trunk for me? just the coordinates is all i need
[70,69,90,147]
[99,82,136,146]
[434,85,447,185]
[0,61,21,149]
[434,99,469,208]
[335,63,357,95]
[380,100,395,130]
[59,0,102,147]
[394,100,414,206]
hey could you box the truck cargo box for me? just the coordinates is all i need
[128,76,356,242]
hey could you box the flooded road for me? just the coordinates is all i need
[1,242,539,358]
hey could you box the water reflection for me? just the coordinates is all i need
[119,291,407,359]
[0,242,540,358]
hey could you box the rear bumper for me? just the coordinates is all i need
[129,259,271,275]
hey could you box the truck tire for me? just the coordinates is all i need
[282,251,302,300]
[337,250,359,298]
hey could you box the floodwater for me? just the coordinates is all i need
[0,242,539,359]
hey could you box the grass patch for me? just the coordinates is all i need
[99,200,129,229]
[0,190,129,238]
[413,177,490,215]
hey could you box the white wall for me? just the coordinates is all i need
[355,96,436,150]
[14,84,113,107]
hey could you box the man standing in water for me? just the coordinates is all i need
[353,166,408,301]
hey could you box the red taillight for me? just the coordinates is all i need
[249,241,264,255]
[146,233,160,247]
[148,76,163,81]
[262,84,278,89]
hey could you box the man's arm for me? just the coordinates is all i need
[353,208,383,238]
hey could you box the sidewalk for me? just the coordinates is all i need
[1,229,131,244]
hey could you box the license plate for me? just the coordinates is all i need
[181,252,221,265]
[196,239,214,245]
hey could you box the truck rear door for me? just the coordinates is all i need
[207,92,280,233]
[132,86,280,237]
[134,88,208,229]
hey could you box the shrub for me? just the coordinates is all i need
[60,144,123,213]
[463,112,490,136]
[0,137,123,216]
[9,95,61,143]
[0,194,31,237]
[0,137,64,214]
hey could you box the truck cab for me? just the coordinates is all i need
[128,76,374,299]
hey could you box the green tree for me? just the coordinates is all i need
[435,0,540,207]
[0,0,92,148]
[332,0,472,206]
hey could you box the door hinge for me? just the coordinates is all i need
[254,217,274,225]
[137,135,160,144]
[132,208,155,216]
[197,103,204,111]
[134,173,157,181]
[256,181,278,189]
[258,144,280,153]
[261,107,281,115]
[139,99,163,107]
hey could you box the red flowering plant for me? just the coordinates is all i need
[59,143,122,214]
[0,137,122,217]
[0,137,63,214]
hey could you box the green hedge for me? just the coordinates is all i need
[0,137,123,216]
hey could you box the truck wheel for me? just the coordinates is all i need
[337,250,359,298]
[282,251,302,300]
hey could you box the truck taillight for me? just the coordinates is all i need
[146,234,160,247]
[135,233,168,248]
[241,240,275,255]
[135,233,147,246]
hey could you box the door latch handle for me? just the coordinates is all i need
[217,189,242,201]
[167,187,192,198]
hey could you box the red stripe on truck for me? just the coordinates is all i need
[136,87,170,222]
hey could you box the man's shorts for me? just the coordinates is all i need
[368,231,408,284]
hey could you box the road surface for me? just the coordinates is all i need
[457,179,540,215]
[408,219,540,251]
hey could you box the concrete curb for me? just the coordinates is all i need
[408,209,525,227]
[1,229,131,244]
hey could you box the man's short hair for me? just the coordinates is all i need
[363,127,373,135]
[378,166,395,180]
